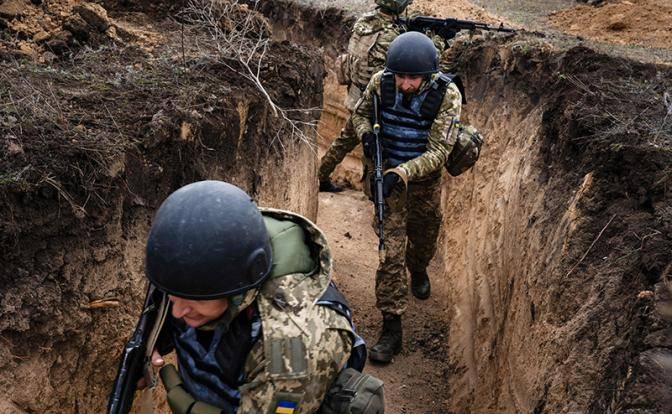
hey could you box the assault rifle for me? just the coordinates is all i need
[372,93,385,263]
[108,285,168,414]
[398,16,515,42]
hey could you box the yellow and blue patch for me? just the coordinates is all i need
[274,400,298,414]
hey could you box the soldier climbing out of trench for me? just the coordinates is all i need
[351,32,462,363]
[109,181,385,413]
[318,0,411,192]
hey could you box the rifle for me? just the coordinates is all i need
[108,285,169,414]
[398,16,515,42]
[372,92,385,263]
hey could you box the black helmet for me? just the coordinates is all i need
[146,181,272,300]
[375,0,411,14]
[385,31,438,75]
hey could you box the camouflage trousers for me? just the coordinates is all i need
[370,176,443,316]
[318,115,359,183]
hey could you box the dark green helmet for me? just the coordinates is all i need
[375,0,411,14]
[385,31,438,75]
[145,181,272,300]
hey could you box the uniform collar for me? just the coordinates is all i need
[197,288,259,331]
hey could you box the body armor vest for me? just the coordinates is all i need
[379,71,452,168]
[168,284,364,413]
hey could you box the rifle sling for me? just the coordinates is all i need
[141,288,170,414]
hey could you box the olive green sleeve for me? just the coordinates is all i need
[351,71,383,140]
[398,82,462,181]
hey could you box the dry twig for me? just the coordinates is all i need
[566,214,617,277]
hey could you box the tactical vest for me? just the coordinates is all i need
[165,209,365,413]
[378,71,453,168]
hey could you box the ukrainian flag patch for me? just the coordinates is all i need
[274,400,297,414]
[269,392,303,414]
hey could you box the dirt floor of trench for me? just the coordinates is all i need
[317,190,453,414]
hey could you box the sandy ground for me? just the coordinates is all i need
[317,190,454,414]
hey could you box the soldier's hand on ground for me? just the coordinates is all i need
[361,132,376,158]
[382,171,401,198]
[136,349,165,389]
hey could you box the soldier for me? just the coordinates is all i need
[318,0,410,192]
[140,181,378,413]
[351,32,462,363]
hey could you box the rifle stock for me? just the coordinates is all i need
[372,93,385,263]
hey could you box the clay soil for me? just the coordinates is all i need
[549,0,672,50]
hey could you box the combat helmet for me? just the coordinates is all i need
[146,180,272,300]
[385,31,438,75]
[375,0,412,14]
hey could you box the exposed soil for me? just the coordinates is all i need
[549,0,672,50]
[2,0,672,412]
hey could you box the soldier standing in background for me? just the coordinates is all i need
[351,32,462,363]
[317,0,410,192]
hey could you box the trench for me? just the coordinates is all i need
[1,0,671,413]
[256,1,672,413]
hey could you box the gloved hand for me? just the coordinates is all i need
[361,132,375,159]
[382,171,401,198]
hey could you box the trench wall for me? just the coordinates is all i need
[250,0,365,187]
[0,42,323,413]
[441,37,672,413]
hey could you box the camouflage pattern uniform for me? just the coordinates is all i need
[352,71,462,315]
[238,209,355,414]
[160,209,358,414]
[317,9,401,183]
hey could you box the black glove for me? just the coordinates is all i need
[361,132,375,159]
[382,172,400,198]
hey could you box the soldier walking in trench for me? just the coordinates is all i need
[318,0,411,192]
[351,32,462,363]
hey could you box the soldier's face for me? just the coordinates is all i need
[169,295,229,328]
[395,74,424,95]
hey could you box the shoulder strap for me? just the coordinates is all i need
[420,72,453,120]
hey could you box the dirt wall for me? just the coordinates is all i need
[441,36,672,413]
[248,0,364,188]
[0,31,323,414]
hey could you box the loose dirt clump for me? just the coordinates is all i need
[549,0,672,50]
[0,0,129,61]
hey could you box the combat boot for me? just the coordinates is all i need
[411,270,430,300]
[369,313,402,363]
[319,179,343,193]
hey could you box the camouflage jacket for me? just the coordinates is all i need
[351,70,463,183]
[237,208,354,414]
[342,10,445,111]
[158,209,355,414]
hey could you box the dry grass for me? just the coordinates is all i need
[570,74,672,148]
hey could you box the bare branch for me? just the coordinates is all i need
[180,0,318,147]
